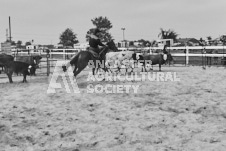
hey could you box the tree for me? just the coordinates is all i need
[86,16,113,42]
[59,28,79,47]
[137,39,151,47]
[6,39,16,45]
[45,45,54,49]
[150,40,158,47]
[17,40,22,48]
[11,41,16,45]
[220,35,226,45]
[25,41,31,46]
[207,36,212,41]
[207,36,212,45]
[158,28,178,42]
[199,38,205,46]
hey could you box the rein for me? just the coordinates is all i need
[99,46,108,56]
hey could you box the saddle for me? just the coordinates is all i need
[88,47,100,58]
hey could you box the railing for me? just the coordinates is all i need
[118,46,226,50]
[118,46,226,66]
[9,46,226,66]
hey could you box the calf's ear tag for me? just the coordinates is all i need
[28,65,32,69]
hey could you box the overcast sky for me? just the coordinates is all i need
[0,0,226,45]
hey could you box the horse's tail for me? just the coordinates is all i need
[62,52,80,72]
[69,52,80,66]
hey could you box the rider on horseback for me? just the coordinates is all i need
[163,45,168,54]
[62,28,108,73]
[88,28,106,58]
[162,45,168,61]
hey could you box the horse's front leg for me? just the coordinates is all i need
[73,67,77,76]
[92,68,96,75]
[102,66,109,73]
[130,65,134,73]
[141,64,144,72]
[102,59,109,73]
[145,65,147,72]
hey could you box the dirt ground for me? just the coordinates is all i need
[0,66,226,151]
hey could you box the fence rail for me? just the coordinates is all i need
[7,45,226,66]
[118,46,226,50]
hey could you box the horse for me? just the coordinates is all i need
[65,40,116,77]
[14,55,42,75]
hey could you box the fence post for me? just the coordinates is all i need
[50,49,52,59]
[46,49,50,76]
[28,48,30,55]
[185,46,189,66]
[63,49,65,60]
[223,45,226,65]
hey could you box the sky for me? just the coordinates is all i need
[0,0,226,45]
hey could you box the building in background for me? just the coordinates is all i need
[1,42,12,54]
[156,39,174,47]
[26,44,39,50]
[117,40,132,48]
[174,38,200,46]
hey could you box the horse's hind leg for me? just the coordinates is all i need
[74,63,87,77]
[141,65,144,72]
[73,66,77,75]
[73,67,83,77]
[93,68,96,75]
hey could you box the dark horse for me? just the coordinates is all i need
[64,40,116,77]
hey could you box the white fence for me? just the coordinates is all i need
[11,46,226,65]
[118,46,226,65]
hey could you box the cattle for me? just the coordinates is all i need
[0,54,42,75]
[133,52,174,71]
[14,55,42,75]
[0,54,14,73]
[4,61,36,83]
[105,51,134,73]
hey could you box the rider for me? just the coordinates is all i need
[163,45,168,54]
[88,28,106,57]
[162,45,168,61]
